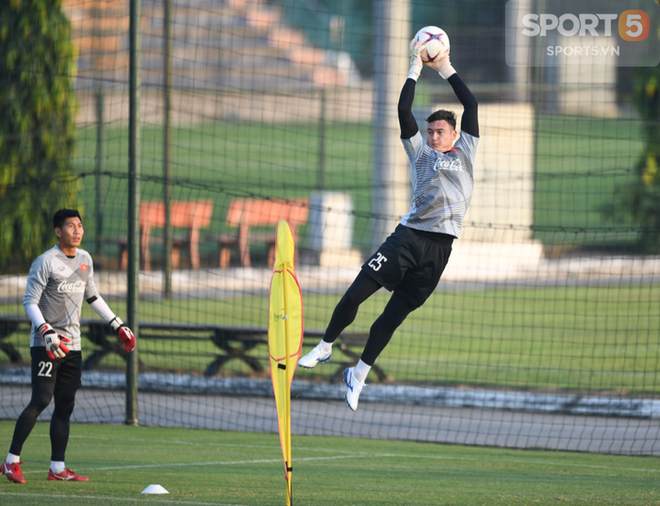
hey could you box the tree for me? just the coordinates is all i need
[0,0,79,272]
[602,64,660,253]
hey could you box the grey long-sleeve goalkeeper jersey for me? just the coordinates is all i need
[400,130,479,238]
[23,244,99,350]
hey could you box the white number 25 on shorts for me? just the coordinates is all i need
[368,252,388,272]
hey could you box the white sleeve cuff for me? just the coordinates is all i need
[88,296,116,323]
[438,64,456,80]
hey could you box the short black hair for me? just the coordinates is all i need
[53,209,82,230]
[425,109,457,130]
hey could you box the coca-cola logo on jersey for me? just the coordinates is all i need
[433,158,463,172]
[57,281,85,293]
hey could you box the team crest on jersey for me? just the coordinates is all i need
[81,264,87,271]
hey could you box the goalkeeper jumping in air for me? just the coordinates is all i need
[299,37,479,410]
[1,209,136,484]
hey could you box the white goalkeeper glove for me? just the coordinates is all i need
[110,317,136,353]
[424,51,456,80]
[38,323,71,360]
[408,38,426,81]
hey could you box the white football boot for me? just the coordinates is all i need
[298,342,332,369]
[343,367,366,411]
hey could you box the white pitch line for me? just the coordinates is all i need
[33,434,361,456]
[94,454,358,471]
[18,453,359,475]
[31,433,283,451]
[0,491,247,506]
[29,432,364,456]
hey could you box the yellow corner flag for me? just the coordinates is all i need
[268,219,303,506]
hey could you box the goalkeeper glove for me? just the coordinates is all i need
[408,38,425,81]
[110,317,136,352]
[424,51,455,80]
[38,323,71,360]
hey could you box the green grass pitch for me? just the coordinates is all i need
[0,422,658,506]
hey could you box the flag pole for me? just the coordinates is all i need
[283,271,292,506]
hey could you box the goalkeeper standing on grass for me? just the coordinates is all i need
[299,37,479,411]
[1,209,136,484]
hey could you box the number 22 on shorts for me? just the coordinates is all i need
[368,252,388,271]
[38,361,53,377]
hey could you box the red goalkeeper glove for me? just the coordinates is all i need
[110,317,136,352]
[38,323,71,360]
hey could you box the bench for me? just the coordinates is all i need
[217,198,309,268]
[0,315,389,382]
[0,315,25,364]
[119,200,213,271]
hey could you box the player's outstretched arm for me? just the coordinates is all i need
[87,296,136,352]
[424,53,479,138]
[398,39,426,140]
[398,80,418,140]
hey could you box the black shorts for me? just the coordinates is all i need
[31,347,82,390]
[362,224,453,307]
